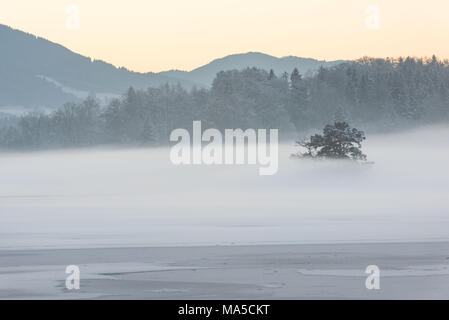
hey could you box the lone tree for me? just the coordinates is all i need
[293,122,367,161]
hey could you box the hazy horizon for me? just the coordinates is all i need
[2,125,449,249]
[1,22,446,74]
[2,0,449,72]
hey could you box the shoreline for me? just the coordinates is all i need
[2,237,449,252]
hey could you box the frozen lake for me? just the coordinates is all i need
[1,125,449,299]
[1,125,449,250]
[1,242,449,299]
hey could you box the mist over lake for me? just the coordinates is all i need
[1,125,448,250]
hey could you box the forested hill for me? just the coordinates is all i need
[0,24,197,109]
[1,56,449,150]
[159,52,344,87]
[0,24,342,110]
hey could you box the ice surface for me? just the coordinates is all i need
[1,243,449,299]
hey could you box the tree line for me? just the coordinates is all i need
[1,56,449,150]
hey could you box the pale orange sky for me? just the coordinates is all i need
[1,0,448,72]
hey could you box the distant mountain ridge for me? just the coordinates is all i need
[0,24,345,111]
[160,52,344,87]
[0,24,198,110]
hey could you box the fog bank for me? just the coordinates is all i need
[1,125,449,250]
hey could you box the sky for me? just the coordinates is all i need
[1,0,449,72]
